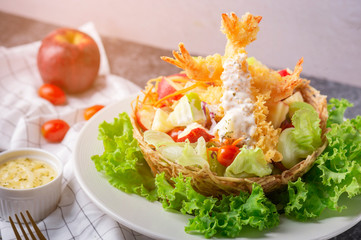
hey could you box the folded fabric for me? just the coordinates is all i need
[0,22,151,240]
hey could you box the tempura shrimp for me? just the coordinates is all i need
[161,12,262,82]
[221,12,262,59]
[272,58,304,102]
[249,57,304,103]
[161,43,224,82]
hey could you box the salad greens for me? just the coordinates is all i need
[225,147,272,178]
[277,102,322,169]
[285,99,361,220]
[156,172,279,238]
[327,98,354,127]
[144,130,208,167]
[168,92,206,126]
[91,113,157,201]
[91,98,361,238]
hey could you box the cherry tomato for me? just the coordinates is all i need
[177,128,214,143]
[217,145,240,167]
[38,83,66,105]
[167,127,185,141]
[84,105,105,120]
[41,119,70,143]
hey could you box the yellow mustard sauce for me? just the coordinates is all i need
[0,157,57,189]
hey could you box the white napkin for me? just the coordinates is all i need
[0,22,153,240]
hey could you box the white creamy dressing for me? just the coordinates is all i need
[0,157,57,189]
[213,53,256,143]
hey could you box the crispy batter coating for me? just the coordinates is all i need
[248,57,304,102]
[161,43,224,82]
[273,58,304,102]
[161,12,262,82]
[221,12,262,58]
[160,13,305,161]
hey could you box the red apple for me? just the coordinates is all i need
[37,28,101,93]
[135,105,156,131]
[157,73,189,100]
[157,77,177,99]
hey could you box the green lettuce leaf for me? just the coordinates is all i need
[92,98,361,237]
[288,101,316,117]
[155,172,215,215]
[185,183,279,238]
[277,102,322,169]
[285,178,326,220]
[155,172,279,238]
[175,138,208,167]
[225,147,272,178]
[290,102,322,150]
[91,112,157,201]
[327,98,353,127]
[143,129,176,147]
[285,106,361,221]
[144,130,208,167]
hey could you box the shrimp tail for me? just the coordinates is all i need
[161,43,223,82]
[274,57,304,102]
[161,12,262,81]
[222,12,262,58]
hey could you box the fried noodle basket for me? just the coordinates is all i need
[130,12,329,197]
[131,82,328,197]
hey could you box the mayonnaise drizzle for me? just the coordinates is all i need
[214,53,256,143]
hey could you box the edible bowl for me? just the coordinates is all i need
[0,148,63,222]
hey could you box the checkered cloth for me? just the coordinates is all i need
[0,22,153,240]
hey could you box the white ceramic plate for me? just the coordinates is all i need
[74,95,361,240]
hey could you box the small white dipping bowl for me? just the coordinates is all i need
[0,148,63,222]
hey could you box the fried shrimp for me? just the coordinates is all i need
[273,58,304,102]
[161,43,224,82]
[221,12,262,59]
[161,12,262,82]
[248,57,305,103]
[248,58,304,163]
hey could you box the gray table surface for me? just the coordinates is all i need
[1,10,360,240]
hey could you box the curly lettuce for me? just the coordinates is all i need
[92,98,361,238]
[327,98,354,127]
[286,98,361,220]
[155,172,279,238]
[91,113,157,201]
[92,112,279,238]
